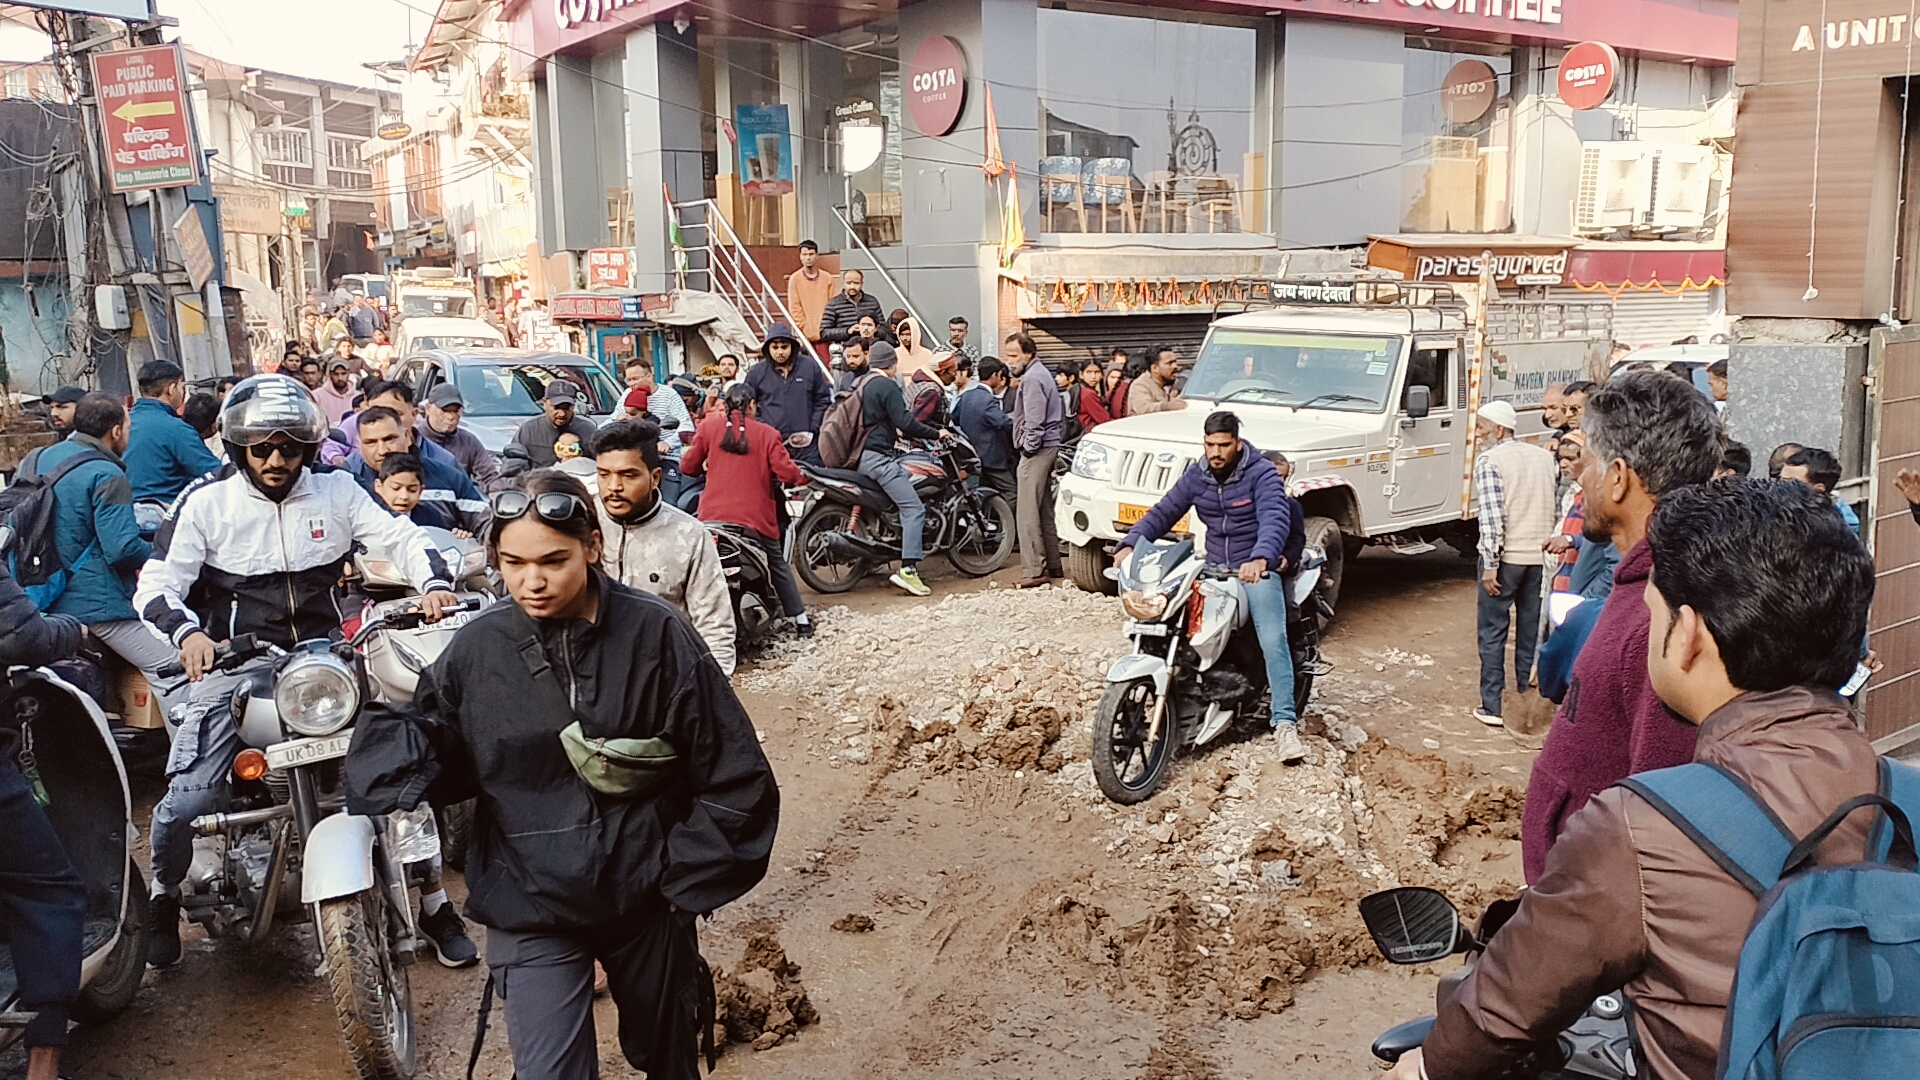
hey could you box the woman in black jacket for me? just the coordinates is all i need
[388,470,779,1080]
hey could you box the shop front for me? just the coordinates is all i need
[549,291,672,378]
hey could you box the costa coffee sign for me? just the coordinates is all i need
[1557,41,1620,110]
[907,36,967,136]
[1440,60,1498,123]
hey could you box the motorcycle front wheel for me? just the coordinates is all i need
[947,493,1014,577]
[794,502,873,594]
[1092,677,1175,804]
[319,890,417,1080]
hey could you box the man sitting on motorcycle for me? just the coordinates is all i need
[857,341,947,597]
[1395,479,1879,1080]
[1113,411,1303,764]
[132,375,469,969]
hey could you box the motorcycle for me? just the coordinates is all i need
[792,436,1014,593]
[1092,538,1330,804]
[0,664,150,1053]
[1358,886,1633,1079]
[155,595,484,1080]
[707,521,783,645]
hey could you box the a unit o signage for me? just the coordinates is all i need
[1557,41,1620,111]
[907,35,968,136]
[1440,59,1498,124]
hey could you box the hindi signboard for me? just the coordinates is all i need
[91,44,199,193]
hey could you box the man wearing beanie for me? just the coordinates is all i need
[1470,398,1556,727]
[857,340,944,596]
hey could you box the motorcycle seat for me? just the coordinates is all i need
[812,466,890,497]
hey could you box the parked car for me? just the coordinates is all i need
[391,349,625,454]
[392,316,506,356]
[1608,342,1727,395]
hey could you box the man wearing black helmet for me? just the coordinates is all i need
[133,374,464,969]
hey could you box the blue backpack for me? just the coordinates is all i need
[1621,758,1920,1080]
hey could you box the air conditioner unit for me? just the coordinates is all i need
[1649,145,1714,230]
[1574,142,1653,234]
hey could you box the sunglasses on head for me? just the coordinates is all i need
[491,490,592,525]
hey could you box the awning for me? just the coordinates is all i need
[1564,245,1725,298]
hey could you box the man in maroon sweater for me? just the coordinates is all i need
[1520,371,1723,882]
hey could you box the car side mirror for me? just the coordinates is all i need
[1358,887,1468,964]
[1403,384,1431,420]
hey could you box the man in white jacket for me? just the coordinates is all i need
[589,418,736,673]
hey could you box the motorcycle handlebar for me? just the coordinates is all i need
[352,596,484,645]
[154,633,264,681]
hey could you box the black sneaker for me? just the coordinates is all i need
[794,619,814,637]
[148,893,182,968]
[419,904,479,968]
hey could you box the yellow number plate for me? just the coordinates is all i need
[1115,504,1192,532]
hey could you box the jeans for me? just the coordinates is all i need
[1477,562,1544,716]
[746,527,806,618]
[859,449,926,562]
[0,755,86,1048]
[1015,448,1062,578]
[1243,573,1298,729]
[89,617,186,718]
[150,663,262,893]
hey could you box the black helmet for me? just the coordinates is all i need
[221,375,328,494]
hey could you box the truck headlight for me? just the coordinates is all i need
[275,652,360,736]
[1072,440,1115,482]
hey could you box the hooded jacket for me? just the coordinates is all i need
[378,570,778,931]
[1121,442,1290,569]
[597,494,736,674]
[32,434,151,624]
[1424,687,1879,1080]
[742,325,832,443]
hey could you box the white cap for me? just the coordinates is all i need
[1477,399,1519,432]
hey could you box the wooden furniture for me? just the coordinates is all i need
[1040,155,1086,232]
[1092,172,1138,232]
[1144,171,1189,233]
[1191,174,1237,233]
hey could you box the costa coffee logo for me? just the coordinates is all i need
[1556,41,1619,111]
[1440,60,1497,124]
[906,35,967,136]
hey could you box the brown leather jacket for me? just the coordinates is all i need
[1423,687,1879,1080]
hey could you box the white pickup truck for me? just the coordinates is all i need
[1055,280,1609,611]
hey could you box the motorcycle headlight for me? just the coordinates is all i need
[1120,589,1170,621]
[275,652,360,736]
[1071,440,1115,482]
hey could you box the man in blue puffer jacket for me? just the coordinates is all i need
[1115,411,1303,763]
[126,360,221,513]
[30,393,183,715]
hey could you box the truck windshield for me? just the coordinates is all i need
[1186,329,1402,412]
[400,294,474,318]
[454,363,623,417]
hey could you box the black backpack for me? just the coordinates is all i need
[0,448,107,609]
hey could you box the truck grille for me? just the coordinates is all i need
[1115,449,1194,495]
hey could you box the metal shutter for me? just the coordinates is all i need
[1594,287,1723,348]
[1023,314,1216,370]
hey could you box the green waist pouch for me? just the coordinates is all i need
[559,722,678,799]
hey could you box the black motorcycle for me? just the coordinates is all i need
[709,521,780,643]
[1359,887,1633,1079]
[793,437,1014,592]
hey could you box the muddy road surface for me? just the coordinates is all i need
[31,546,1537,1080]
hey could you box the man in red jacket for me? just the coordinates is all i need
[680,384,813,635]
[1520,371,1722,882]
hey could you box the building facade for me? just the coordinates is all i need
[502,0,1736,361]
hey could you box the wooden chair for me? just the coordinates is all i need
[1145,170,1190,233]
[1040,155,1086,232]
[1192,175,1237,233]
[1086,157,1137,233]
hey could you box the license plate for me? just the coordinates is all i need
[264,732,353,770]
[1114,504,1192,533]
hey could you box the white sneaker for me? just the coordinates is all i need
[1473,709,1504,727]
[1273,724,1307,765]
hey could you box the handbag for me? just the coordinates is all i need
[516,633,679,799]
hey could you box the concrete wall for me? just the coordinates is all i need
[1728,342,1870,482]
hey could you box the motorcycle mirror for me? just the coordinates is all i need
[1358,887,1466,965]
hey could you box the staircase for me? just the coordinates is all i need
[669,200,798,344]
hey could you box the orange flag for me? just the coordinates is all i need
[980,82,1006,180]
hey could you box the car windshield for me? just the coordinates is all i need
[1185,329,1402,412]
[453,363,623,417]
[413,335,502,351]
[399,293,475,318]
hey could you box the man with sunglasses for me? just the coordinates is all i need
[133,375,463,968]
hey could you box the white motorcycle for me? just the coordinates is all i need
[1094,539,1330,804]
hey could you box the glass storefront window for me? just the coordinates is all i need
[840,35,903,247]
[717,41,794,245]
[1036,7,1260,235]
[1402,38,1512,233]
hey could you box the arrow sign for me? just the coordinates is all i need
[112,99,178,124]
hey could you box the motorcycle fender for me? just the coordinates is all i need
[300,814,378,904]
[1107,654,1169,696]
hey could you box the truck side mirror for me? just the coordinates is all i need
[1403,384,1431,420]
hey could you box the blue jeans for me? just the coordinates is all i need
[1243,572,1297,729]
[859,449,926,562]
[1477,562,1543,716]
[150,664,259,892]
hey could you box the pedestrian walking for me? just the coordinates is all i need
[947,316,979,363]
[1006,332,1063,587]
[742,323,832,466]
[680,384,813,635]
[1470,399,1557,727]
[313,356,358,427]
[1070,358,1112,433]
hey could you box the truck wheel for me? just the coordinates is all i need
[72,857,149,1023]
[1067,542,1117,595]
[319,890,417,1080]
[1303,516,1345,618]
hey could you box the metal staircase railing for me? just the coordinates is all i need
[669,200,798,342]
[829,204,927,332]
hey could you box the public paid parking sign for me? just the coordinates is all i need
[90,45,200,193]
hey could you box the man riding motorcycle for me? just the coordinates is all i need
[1113,410,1304,764]
[132,375,465,968]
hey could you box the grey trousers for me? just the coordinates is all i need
[1016,448,1062,578]
[89,618,185,718]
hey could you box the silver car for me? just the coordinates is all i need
[391,348,626,455]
